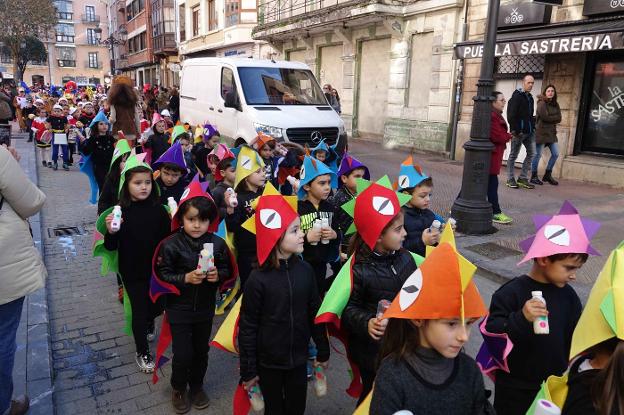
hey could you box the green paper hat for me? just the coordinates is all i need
[171,125,187,142]
[118,154,154,197]
[110,139,132,169]
[342,175,411,249]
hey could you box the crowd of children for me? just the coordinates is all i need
[22,76,616,415]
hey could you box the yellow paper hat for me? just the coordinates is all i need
[234,145,265,189]
[570,240,624,359]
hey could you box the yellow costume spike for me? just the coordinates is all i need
[211,296,242,355]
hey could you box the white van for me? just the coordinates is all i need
[179,58,347,151]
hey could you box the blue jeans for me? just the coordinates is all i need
[532,142,559,172]
[507,133,536,181]
[0,297,25,414]
[52,144,68,163]
[487,174,501,215]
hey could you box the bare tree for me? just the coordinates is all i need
[1,37,48,82]
[0,0,57,81]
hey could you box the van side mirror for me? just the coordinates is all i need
[224,91,241,111]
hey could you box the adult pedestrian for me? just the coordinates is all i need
[323,84,340,113]
[0,86,13,125]
[156,87,169,112]
[506,74,536,190]
[489,91,513,224]
[331,88,341,114]
[531,84,561,186]
[168,87,180,124]
[0,144,47,415]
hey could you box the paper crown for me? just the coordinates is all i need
[203,124,219,141]
[341,176,411,249]
[209,144,236,182]
[117,154,154,197]
[384,226,487,322]
[171,125,187,142]
[252,132,275,151]
[171,181,219,233]
[234,146,265,189]
[89,110,109,128]
[518,201,601,264]
[160,109,171,117]
[569,240,624,359]
[241,183,298,265]
[297,155,336,199]
[151,112,164,128]
[152,141,187,171]
[110,139,132,168]
[337,152,370,186]
[397,156,430,191]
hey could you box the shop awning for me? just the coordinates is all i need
[455,16,624,59]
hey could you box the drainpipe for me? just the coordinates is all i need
[449,0,469,160]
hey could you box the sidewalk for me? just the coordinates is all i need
[351,139,624,299]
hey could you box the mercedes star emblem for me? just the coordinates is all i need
[310,131,322,143]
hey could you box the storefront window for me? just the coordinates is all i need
[584,59,624,156]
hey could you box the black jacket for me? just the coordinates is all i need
[144,132,170,165]
[342,249,417,372]
[402,206,436,257]
[80,134,115,184]
[156,176,188,205]
[191,143,211,176]
[157,231,232,322]
[507,89,535,135]
[226,188,261,255]
[238,256,330,381]
[328,187,355,251]
[561,356,599,415]
[298,199,340,264]
[97,173,120,215]
[212,181,230,220]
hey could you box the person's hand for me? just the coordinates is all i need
[307,227,322,243]
[313,359,329,369]
[205,266,219,282]
[1,144,20,161]
[522,298,548,322]
[104,213,122,234]
[422,228,440,246]
[185,269,205,285]
[368,317,387,340]
[243,376,259,391]
[321,227,337,241]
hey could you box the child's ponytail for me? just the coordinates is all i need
[592,339,624,415]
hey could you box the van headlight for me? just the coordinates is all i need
[254,123,283,139]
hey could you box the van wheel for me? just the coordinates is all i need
[234,137,246,148]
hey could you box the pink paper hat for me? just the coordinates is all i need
[518,200,601,264]
[152,112,164,127]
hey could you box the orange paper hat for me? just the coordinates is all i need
[252,132,275,151]
[384,226,487,322]
[241,182,299,265]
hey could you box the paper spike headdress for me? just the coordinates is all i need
[193,124,204,144]
[569,240,624,359]
[396,155,430,191]
[297,155,336,200]
[241,182,298,265]
[118,154,153,197]
[151,112,164,127]
[88,110,109,129]
[152,141,187,171]
[311,139,329,156]
[518,200,601,264]
[311,139,339,187]
[209,144,236,182]
[336,152,369,186]
[203,123,219,141]
[171,125,187,143]
[341,176,411,249]
[383,237,487,322]
[110,139,132,169]
[170,181,220,233]
[252,132,275,151]
[234,146,265,189]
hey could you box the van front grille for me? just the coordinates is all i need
[285,127,339,145]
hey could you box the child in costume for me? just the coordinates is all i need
[208,143,237,220]
[178,134,195,177]
[486,201,600,415]
[298,155,339,294]
[226,146,265,288]
[191,124,219,178]
[81,111,115,191]
[153,141,189,205]
[46,104,70,171]
[397,156,440,257]
[103,156,170,373]
[370,229,493,415]
[78,101,96,129]
[329,152,370,259]
[238,184,330,415]
[155,182,233,413]
[252,133,279,188]
[144,113,170,165]
[32,107,52,167]
[311,139,339,189]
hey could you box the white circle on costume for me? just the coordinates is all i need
[113,148,121,158]
[241,155,252,170]
[544,224,570,246]
[260,209,281,230]
[399,175,410,189]
[180,188,191,201]
[373,196,395,216]
[399,268,423,311]
[299,165,306,180]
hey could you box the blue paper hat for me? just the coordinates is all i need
[89,110,110,129]
[311,140,329,156]
[152,141,187,171]
[311,139,339,187]
[297,155,336,199]
[397,155,430,191]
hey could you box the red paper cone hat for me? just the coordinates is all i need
[171,181,219,233]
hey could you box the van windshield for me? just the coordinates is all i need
[237,67,327,105]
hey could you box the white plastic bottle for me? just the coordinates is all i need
[534,399,561,415]
[167,197,178,217]
[531,291,550,334]
[310,219,322,246]
[248,385,265,411]
[320,217,330,245]
[197,243,214,273]
[430,219,442,232]
[111,205,122,232]
[287,175,300,192]
[314,365,327,397]
[226,187,238,207]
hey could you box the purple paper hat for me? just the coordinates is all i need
[152,141,187,170]
[337,152,370,187]
[518,200,601,264]
[203,123,219,141]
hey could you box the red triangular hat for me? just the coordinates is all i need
[171,181,219,233]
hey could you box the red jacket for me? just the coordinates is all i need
[490,110,512,175]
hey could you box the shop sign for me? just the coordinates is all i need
[456,32,624,59]
[584,0,624,16]
[498,3,551,28]
[590,86,624,122]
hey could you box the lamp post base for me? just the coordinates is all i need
[451,197,497,235]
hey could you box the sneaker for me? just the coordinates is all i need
[41,160,47,167]
[62,162,70,171]
[190,388,210,410]
[493,213,513,224]
[53,162,58,171]
[530,176,543,186]
[8,395,30,415]
[135,352,155,373]
[172,389,191,414]
[47,161,53,168]
[517,178,535,189]
[505,178,519,189]
[307,360,314,380]
[117,285,124,304]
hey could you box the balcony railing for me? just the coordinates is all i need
[85,60,103,69]
[258,0,341,25]
[56,12,73,21]
[57,59,76,67]
[56,34,75,43]
[81,14,100,24]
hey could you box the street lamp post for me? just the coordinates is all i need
[451,0,501,235]
[94,26,127,77]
